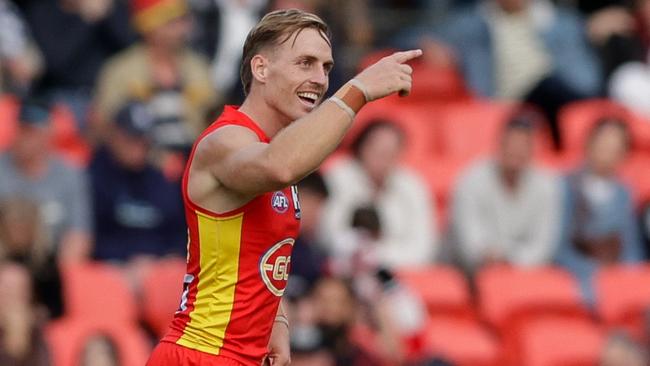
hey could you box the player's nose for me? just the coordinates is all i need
[309,65,328,86]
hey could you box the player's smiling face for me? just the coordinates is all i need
[263,27,333,123]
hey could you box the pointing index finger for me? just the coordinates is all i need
[392,49,423,63]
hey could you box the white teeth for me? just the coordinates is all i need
[297,92,319,102]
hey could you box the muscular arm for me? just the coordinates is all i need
[192,50,421,204]
[198,100,354,196]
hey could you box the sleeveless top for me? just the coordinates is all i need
[163,106,301,365]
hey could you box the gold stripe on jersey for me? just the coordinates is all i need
[176,211,243,354]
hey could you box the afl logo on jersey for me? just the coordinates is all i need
[271,191,289,214]
[260,238,294,296]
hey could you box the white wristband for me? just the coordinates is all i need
[349,78,370,102]
[274,315,290,329]
[328,96,356,119]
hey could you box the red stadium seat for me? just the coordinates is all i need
[397,265,473,318]
[424,317,501,366]
[439,100,555,161]
[439,100,514,161]
[0,97,90,165]
[594,264,650,338]
[518,316,605,366]
[477,265,589,365]
[50,104,91,167]
[477,265,586,331]
[0,95,19,151]
[418,156,474,229]
[46,318,151,366]
[141,258,187,336]
[61,262,137,327]
[559,99,650,157]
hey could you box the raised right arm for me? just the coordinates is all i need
[197,49,422,197]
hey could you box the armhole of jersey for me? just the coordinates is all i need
[182,120,269,218]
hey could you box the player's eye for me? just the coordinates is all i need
[299,59,311,67]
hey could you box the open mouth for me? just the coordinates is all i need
[297,92,319,108]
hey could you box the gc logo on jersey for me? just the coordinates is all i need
[271,191,289,214]
[260,238,294,296]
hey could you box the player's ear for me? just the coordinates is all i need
[251,54,268,86]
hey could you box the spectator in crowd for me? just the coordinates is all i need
[582,2,643,83]
[321,120,437,269]
[432,0,600,147]
[23,0,136,127]
[311,277,392,365]
[93,0,218,155]
[327,205,383,278]
[89,102,185,285]
[288,172,330,297]
[557,118,643,304]
[0,0,42,96]
[0,198,63,319]
[78,333,120,366]
[0,100,92,263]
[451,111,561,274]
[0,262,50,365]
[607,0,650,118]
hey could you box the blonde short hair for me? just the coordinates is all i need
[240,9,331,96]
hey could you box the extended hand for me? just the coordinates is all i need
[354,49,422,100]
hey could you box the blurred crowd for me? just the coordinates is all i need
[1,0,650,365]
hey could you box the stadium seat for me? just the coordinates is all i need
[559,99,650,156]
[518,316,605,366]
[50,104,91,167]
[424,317,501,366]
[46,318,151,366]
[477,265,589,365]
[397,265,473,318]
[477,265,586,330]
[418,156,474,229]
[0,95,19,151]
[0,96,90,165]
[60,262,137,327]
[440,100,556,161]
[141,257,187,336]
[594,264,650,338]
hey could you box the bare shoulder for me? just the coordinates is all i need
[192,124,261,170]
[187,124,263,212]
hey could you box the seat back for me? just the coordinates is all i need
[141,258,187,336]
[46,318,151,366]
[61,262,137,326]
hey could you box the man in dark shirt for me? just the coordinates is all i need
[23,0,136,126]
[89,101,186,262]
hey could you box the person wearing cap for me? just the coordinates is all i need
[451,109,561,274]
[0,99,92,262]
[92,0,218,148]
[88,101,185,271]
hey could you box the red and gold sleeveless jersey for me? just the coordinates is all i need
[163,106,301,366]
